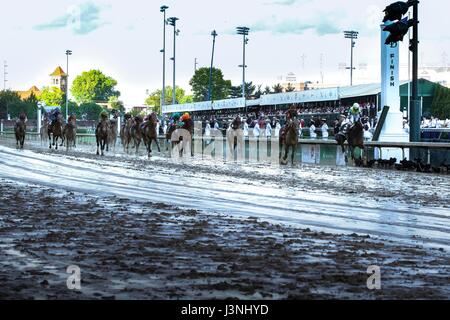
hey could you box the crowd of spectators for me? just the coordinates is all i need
[421,117,450,129]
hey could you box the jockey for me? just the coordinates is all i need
[336,114,351,137]
[348,103,361,123]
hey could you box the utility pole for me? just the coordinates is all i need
[208,30,218,102]
[160,5,169,108]
[194,58,198,73]
[344,31,358,86]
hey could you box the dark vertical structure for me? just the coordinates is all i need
[344,31,358,86]
[409,1,420,149]
[208,30,218,102]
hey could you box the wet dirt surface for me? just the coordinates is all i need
[0,180,449,300]
[0,140,449,299]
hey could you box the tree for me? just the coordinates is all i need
[61,101,79,119]
[39,86,64,106]
[430,84,450,119]
[264,86,272,95]
[254,85,263,99]
[108,96,125,113]
[229,82,256,99]
[76,102,104,120]
[189,67,232,102]
[272,83,284,93]
[286,83,296,92]
[145,86,192,115]
[0,90,21,119]
[71,70,120,104]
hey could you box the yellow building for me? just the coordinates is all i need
[15,66,67,101]
[16,86,41,100]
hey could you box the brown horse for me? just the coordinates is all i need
[279,118,299,165]
[130,116,144,155]
[96,115,109,156]
[121,115,134,154]
[48,114,63,150]
[64,116,77,151]
[335,120,365,162]
[14,114,27,149]
[108,111,119,152]
[178,118,194,157]
[142,113,161,158]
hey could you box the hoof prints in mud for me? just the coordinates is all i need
[0,179,449,300]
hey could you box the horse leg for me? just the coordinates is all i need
[49,134,52,149]
[155,138,161,153]
[291,145,295,165]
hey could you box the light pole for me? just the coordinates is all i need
[344,30,358,86]
[208,30,218,102]
[237,27,250,101]
[168,17,179,106]
[65,50,72,120]
[160,5,169,108]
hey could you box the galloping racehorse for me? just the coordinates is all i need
[96,113,110,156]
[279,118,299,165]
[14,113,27,149]
[108,111,119,152]
[120,114,133,154]
[130,116,144,155]
[64,115,77,151]
[142,113,161,158]
[226,116,244,160]
[335,119,365,162]
[48,114,63,150]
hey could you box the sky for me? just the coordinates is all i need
[1,0,449,106]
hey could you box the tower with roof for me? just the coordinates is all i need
[50,66,68,92]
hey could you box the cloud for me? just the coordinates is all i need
[34,2,109,35]
[221,15,342,36]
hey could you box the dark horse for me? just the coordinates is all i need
[130,116,144,156]
[14,114,27,149]
[335,120,365,162]
[96,114,109,156]
[279,118,299,165]
[48,114,63,150]
[64,115,77,151]
[142,113,161,158]
[108,111,119,152]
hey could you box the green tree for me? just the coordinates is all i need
[286,83,296,92]
[264,86,272,95]
[230,82,256,99]
[39,86,64,106]
[71,70,120,104]
[145,86,192,115]
[254,85,263,99]
[76,102,104,120]
[0,90,21,119]
[61,101,79,118]
[189,67,232,102]
[430,84,450,119]
[109,96,125,113]
[272,83,284,93]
